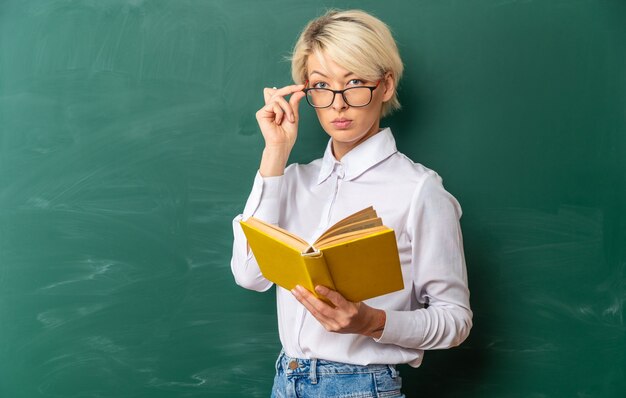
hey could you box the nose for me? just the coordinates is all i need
[331,92,349,111]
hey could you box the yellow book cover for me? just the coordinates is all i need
[239,207,404,302]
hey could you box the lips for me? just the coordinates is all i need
[331,118,352,129]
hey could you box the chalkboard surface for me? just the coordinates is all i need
[1,1,624,397]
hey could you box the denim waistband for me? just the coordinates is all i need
[275,350,398,385]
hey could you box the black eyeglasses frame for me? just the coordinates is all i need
[302,80,381,108]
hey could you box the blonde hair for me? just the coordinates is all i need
[290,9,403,117]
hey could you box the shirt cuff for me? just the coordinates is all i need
[242,170,283,225]
[374,310,424,346]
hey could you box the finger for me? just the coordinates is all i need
[293,287,343,332]
[315,285,349,308]
[289,91,306,122]
[256,106,274,124]
[271,84,305,99]
[264,84,303,103]
[292,285,316,305]
[263,87,278,103]
[258,102,281,123]
[292,286,319,315]
[269,96,295,123]
[292,286,334,320]
[271,103,285,125]
[261,102,284,125]
[263,88,272,103]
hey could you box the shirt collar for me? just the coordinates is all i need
[317,127,398,185]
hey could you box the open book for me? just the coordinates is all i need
[239,207,404,303]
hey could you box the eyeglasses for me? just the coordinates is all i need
[303,80,381,108]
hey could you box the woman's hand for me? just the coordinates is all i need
[257,84,306,148]
[291,285,387,339]
[256,84,306,176]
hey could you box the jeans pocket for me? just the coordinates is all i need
[318,372,377,398]
[271,352,286,398]
[373,367,403,397]
[274,350,284,373]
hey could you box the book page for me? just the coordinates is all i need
[325,207,376,231]
[244,217,310,252]
[315,207,377,243]
[313,218,383,246]
[315,225,389,249]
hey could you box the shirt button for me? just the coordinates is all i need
[288,360,298,370]
[336,165,345,179]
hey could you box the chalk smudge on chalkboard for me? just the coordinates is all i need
[40,258,117,291]
[480,205,626,347]
[37,303,108,329]
[485,340,558,353]
[528,262,626,330]
[146,370,214,388]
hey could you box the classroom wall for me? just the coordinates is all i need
[1,0,624,397]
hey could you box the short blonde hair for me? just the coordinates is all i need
[290,9,403,117]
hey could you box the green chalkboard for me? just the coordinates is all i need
[1,1,624,397]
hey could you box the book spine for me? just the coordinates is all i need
[301,253,336,304]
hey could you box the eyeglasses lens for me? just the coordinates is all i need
[306,87,372,108]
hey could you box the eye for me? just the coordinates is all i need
[312,81,329,89]
[347,78,365,86]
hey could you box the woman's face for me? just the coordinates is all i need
[306,53,395,160]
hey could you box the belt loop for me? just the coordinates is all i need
[310,358,318,384]
[388,364,398,379]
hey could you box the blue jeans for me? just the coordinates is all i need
[271,351,405,398]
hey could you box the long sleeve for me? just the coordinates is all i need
[376,174,473,349]
[230,129,471,366]
[230,171,284,292]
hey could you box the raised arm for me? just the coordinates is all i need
[256,84,305,177]
[230,84,305,292]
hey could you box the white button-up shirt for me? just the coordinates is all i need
[231,128,472,367]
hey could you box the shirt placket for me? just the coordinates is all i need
[294,162,345,354]
[316,162,345,235]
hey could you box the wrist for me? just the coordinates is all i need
[260,145,291,177]
[363,307,386,339]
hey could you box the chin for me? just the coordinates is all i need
[336,126,369,137]
[334,135,367,147]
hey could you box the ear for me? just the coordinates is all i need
[381,72,396,103]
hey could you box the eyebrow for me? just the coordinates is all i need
[309,70,355,79]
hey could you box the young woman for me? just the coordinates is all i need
[231,9,472,397]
